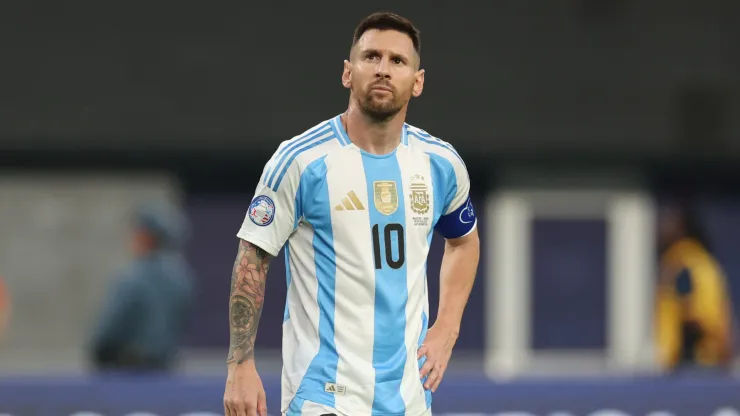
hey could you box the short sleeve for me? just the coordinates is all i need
[237,146,302,257]
[433,152,476,240]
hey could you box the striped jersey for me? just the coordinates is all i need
[237,114,477,416]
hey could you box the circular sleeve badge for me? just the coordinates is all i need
[248,195,276,226]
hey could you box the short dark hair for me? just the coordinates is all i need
[352,12,421,56]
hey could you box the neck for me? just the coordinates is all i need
[342,100,406,155]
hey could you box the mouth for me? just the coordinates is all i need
[370,85,392,92]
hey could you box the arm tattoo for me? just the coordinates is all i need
[226,239,272,365]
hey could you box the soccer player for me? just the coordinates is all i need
[224,12,480,416]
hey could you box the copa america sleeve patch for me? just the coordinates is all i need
[435,196,476,239]
[248,195,276,226]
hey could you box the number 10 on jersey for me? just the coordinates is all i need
[371,223,406,270]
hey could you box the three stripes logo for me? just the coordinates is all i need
[324,382,347,395]
[334,191,365,211]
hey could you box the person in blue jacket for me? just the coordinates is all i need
[89,202,195,372]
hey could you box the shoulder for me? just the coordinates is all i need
[263,117,346,191]
[274,118,340,166]
[405,123,466,168]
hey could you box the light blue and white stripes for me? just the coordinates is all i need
[264,122,347,192]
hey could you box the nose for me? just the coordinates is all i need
[375,57,391,79]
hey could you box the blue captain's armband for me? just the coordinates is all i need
[435,196,476,239]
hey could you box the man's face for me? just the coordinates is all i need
[342,29,424,121]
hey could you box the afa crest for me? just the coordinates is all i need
[373,181,398,215]
[409,174,430,215]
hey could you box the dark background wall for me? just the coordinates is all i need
[1,1,739,161]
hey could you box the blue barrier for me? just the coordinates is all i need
[0,374,739,415]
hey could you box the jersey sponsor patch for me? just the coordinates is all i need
[248,195,275,226]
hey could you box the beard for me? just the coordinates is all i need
[357,82,407,122]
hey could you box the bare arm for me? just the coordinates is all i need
[437,228,480,335]
[418,227,480,392]
[226,239,274,365]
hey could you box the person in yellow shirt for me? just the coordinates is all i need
[655,201,735,371]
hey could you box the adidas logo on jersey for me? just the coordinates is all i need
[334,191,365,211]
[324,382,346,395]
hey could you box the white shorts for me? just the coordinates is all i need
[283,400,342,416]
[283,400,433,416]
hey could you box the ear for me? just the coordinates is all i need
[412,68,425,97]
[341,59,352,89]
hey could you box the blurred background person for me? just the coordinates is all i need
[655,199,735,372]
[88,202,195,373]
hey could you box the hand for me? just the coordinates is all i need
[224,361,267,416]
[417,323,458,393]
